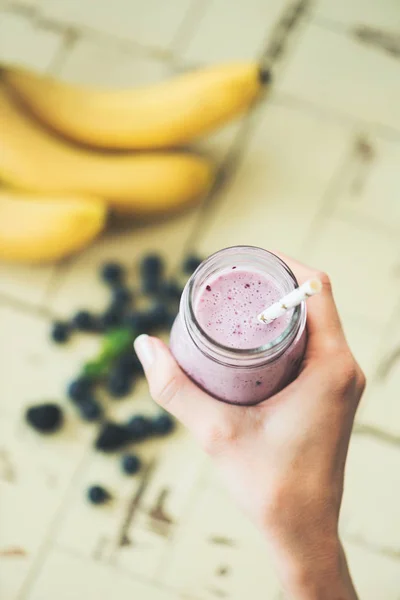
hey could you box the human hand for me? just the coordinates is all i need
[134,255,365,600]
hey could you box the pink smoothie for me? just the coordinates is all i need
[170,264,306,405]
[195,268,291,350]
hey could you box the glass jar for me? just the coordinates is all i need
[170,246,307,405]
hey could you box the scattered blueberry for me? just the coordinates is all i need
[72,310,97,332]
[25,403,63,434]
[67,376,93,402]
[101,262,124,285]
[256,380,262,386]
[183,254,202,275]
[127,415,153,442]
[142,275,160,295]
[140,254,164,294]
[107,369,134,398]
[152,413,175,436]
[112,286,132,308]
[206,285,212,292]
[95,422,131,452]
[100,305,122,330]
[51,321,70,344]
[121,453,141,475]
[87,484,111,505]
[125,311,150,335]
[259,66,272,85]
[159,279,182,301]
[140,254,164,279]
[147,302,169,329]
[114,352,142,377]
[77,396,103,421]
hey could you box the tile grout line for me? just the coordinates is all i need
[153,456,211,584]
[353,423,400,449]
[259,0,316,71]
[46,26,81,75]
[3,0,179,62]
[16,444,94,600]
[331,207,400,240]
[344,531,400,562]
[181,0,317,255]
[300,137,358,259]
[0,292,53,319]
[170,0,212,56]
[270,90,400,142]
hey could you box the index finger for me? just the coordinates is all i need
[270,250,346,353]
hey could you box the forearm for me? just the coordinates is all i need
[273,538,359,600]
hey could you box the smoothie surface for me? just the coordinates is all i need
[195,267,291,350]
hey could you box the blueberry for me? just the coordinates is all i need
[112,286,132,308]
[114,352,141,377]
[147,302,169,329]
[182,254,202,275]
[107,369,134,398]
[25,403,64,434]
[77,396,103,421]
[126,415,153,442]
[95,422,131,452]
[140,254,164,279]
[100,306,122,330]
[67,376,93,402]
[142,275,160,295]
[71,310,97,332]
[87,485,111,505]
[125,312,150,335]
[159,279,182,301]
[101,262,124,285]
[121,453,141,475]
[152,413,175,436]
[259,66,272,85]
[51,321,70,344]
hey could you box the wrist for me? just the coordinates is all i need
[268,536,358,600]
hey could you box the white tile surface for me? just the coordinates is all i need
[0,8,63,70]
[27,548,180,600]
[162,486,281,599]
[341,436,400,550]
[304,217,400,322]
[340,312,382,380]
[0,414,87,600]
[359,318,400,436]
[55,428,206,578]
[314,0,400,30]
[196,101,351,258]
[345,541,400,600]
[48,212,200,318]
[40,0,197,48]
[0,262,55,308]
[278,23,400,132]
[0,304,101,422]
[182,0,285,63]
[116,433,206,579]
[58,37,174,87]
[333,135,400,232]
[1,0,400,598]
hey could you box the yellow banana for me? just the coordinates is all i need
[0,190,106,263]
[2,62,267,149]
[0,85,214,214]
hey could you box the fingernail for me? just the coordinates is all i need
[134,334,155,368]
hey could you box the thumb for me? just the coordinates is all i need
[134,334,234,452]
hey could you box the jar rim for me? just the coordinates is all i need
[184,246,304,364]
